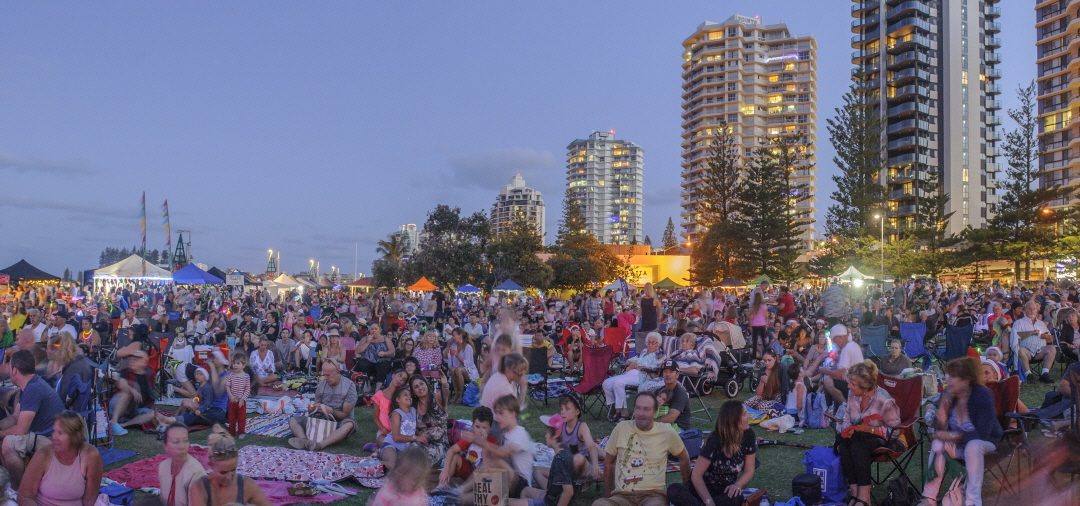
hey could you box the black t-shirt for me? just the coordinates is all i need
[700,429,757,495]
[433,292,447,313]
[544,448,575,506]
[661,383,692,430]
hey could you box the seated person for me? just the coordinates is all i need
[452,395,534,500]
[248,337,278,386]
[603,331,665,421]
[879,338,913,377]
[188,427,270,506]
[1017,308,1057,383]
[273,328,297,373]
[670,333,706,376]
[44,334,94,412]
[509,415,578,506]
[17,410,103,505]
[656,361,693,431]
[439,406,495,487]
[158,423,207,506]
[166,335,199,398]
[595,393,690,506]
[835,361,900,506]
[287,361,357,451]
[370,446,430,506]
[108,349,163,436]
[158,360,227,429]
[667,400,759,506]
[743,351,782,415]
[0,349,64,487]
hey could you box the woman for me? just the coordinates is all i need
[157,423,207,506]
[835,361,901,506]
[76,319,100,352]
[320,332,345,370]
[667,400,758,506]
[248,338,278,386]
[743,350,782,413]
[355,326,395,386]
[479,352,527,411]
[413,331,448,407]
[45,334,94,412]
[639,283,661,333]
[409,374,449,466]
[0,318,11,349]
[187,428,269,506]
[921,357,1002,506]
[445,328,479,404]
[748,292,769,359]
[603,331,665,421]
[18,411,103,506]
[372,368,409,444]
[236,330,257,356]
[1058,309,1080,362]
[671,333,706,376]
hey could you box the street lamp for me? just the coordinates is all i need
[874,214,884,286]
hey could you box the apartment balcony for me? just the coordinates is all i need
[985,37,1001,48]
[888,51,933,69]
[852,15,880,32]
[985,131,1002,142]
[887,17,932,36]
[852,29,881,46]
[1036,4,1065,24]
[986,68,1001,80]
[985,99,1002,110]
[984,51,1001,64]
[888,35,932,53]
[888,188,929,200]
[891,67,931,85]
[888,168,925,184]
[887,1,933,21]
[887,118,930,135]
[887,101,930,117]
[985,21,1001,34]
[987,114,1002,126]
[888,152,930,166]
[852,66,880,77]
[891,84,930,100]
[887,135,929,151]
[986,84,1001,95]
[987,5,1001,19]
[888,205,919,217]
[852,2,877,15]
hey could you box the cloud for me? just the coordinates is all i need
[0,196,132,221]
[0,152,94,176]
[437,147,561,191]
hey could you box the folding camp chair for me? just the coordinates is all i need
[678,366,715,424]
[899,322,928,364]
[871,375,926,489]
[602,327,630,358]
[526,346,556,406]
[570,345,614,419]
[932,324,973,367]
[983,375,1025,502]
[860,325,889,360]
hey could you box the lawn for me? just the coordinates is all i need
[106,377,1060,505]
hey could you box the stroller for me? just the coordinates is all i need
[714,347,756,398]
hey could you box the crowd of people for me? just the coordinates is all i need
[0,275,1077,505]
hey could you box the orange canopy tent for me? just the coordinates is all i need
[407,277,437,291]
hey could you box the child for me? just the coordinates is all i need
[655,389,670,421]
[539,395,599,481]
[226,353,251,437]
[439,406,496,487]
[380,386,425,470]
[371,446,432,506]
[509,416,576,506]
[459,395,534,500]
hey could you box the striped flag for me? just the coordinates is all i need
[163,199,172,259]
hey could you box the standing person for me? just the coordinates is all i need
[834,361,900,506]
[16,411,103,505]
[225,355,251,438]
[596,393,691,506]
[187,429,269,506]
[667,401,760,506]
[776,286,797,321]
[0,350,64,487]
[638,283,661,333]
[157,423,207,506]
[748,292,769,360]
[920,357,1002,506]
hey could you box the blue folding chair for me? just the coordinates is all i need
[899,322,928,361]
[942,324,973,362]
[861,325,890,359]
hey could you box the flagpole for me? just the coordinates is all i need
[163,199,172,268]
[140,192,147,277]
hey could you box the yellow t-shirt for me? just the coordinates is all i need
[603,420,685,493]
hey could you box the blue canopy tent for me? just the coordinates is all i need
[493,279,524,292]
[456,284,481,294]
[172,264,224,285]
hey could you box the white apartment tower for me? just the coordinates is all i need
[1036,0,1080,207]
[398,224,419,255]
[490,174,546,239]
[680,15,818,247]
[852,0,1002,235]
[566,131,644,244]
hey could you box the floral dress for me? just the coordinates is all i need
[416,400,449,466]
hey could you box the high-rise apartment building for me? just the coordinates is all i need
[566,131,644,244]
[680,15,818,247]
[1036,0,1080,206]
[398,223,419,255]
[852,0,1001,236]
[490,173,546,239]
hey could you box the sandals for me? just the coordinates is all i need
[288,483,318,497]
[311,480,356,497]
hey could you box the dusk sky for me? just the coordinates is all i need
[0,1,1036,277]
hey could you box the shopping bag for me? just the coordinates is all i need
[473,468,514,506]
[305,414,337,445]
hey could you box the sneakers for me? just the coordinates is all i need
[1040,372,1053,384]
[289,437,318,451]
[111,423,128,436]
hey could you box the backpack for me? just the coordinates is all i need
[791,472,822,505]
[803,382,828,429]
[802,446,846,504]
[461,383,480,407]
[882,477,919,506]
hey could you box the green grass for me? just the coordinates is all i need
[107,376,1061,505]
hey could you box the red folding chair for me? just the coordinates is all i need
[985,375,1024,502]
[602,328,629,357]
[570,345,614,419]
[871,375,926,489]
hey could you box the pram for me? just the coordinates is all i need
[713,347,756,398]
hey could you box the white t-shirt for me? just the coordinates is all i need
[47,324,78,340]
[501,425,535,485]
[837,340,864,371]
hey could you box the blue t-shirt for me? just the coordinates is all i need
[309,305,322,321]
[21,375,65,435]
[198,374,229,412]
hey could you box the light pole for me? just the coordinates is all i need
[874,214,884,285]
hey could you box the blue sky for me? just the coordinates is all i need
[0,1,1036,276]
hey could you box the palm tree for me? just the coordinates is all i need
[376,233,407,266]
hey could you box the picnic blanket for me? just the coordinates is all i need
[257,385,296,397]
[237,445,367,482]
[245,412,297,438]
[105,446,211,488]
[98,448,137,467]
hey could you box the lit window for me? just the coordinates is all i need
[768,75,779,83]
[768,95,782,104]
[741,105,755,115]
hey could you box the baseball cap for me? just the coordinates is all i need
[539,413,564,429]
[661,360,678,372]
[830,324,849,337]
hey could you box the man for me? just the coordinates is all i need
[274,328,296,372]
[45,311,77,341]
[655,361,692,431]
[1013,301,1057,383]
[777,286,797,321]
[822,324,864,405]
[24,309,47,344]
[463,314,485,343]
[596,392,690,506]
[0,349,64,486]
[288,360,357,451]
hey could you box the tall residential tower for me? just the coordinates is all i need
[679,15,818,247]
[566,131,644,244]
[490,174,546,239]
[1036,0,1080,206]
[851,0,1001,235]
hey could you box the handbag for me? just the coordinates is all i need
[305,413,337,445]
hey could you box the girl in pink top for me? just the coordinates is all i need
[370,447,430,506]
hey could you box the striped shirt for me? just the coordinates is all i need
[226,372,251,402]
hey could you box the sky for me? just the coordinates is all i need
[0,1,1036,277]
